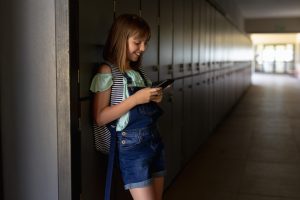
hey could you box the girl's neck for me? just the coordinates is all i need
[125,62,133,71]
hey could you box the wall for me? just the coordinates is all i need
[211,0,244,31]
[79,0,252,200]
[245,17,300,33]
[0,0,59,200]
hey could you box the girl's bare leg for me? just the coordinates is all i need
[153,177,164,200]
[129,185,156,200]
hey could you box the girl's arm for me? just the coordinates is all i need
[93,64,161,126]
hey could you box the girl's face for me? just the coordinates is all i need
[126,34,148,63]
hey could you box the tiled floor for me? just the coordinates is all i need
[164,73,300,200]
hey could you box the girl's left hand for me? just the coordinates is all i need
[151,88,163,103]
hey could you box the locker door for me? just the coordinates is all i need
[173,0,184,78]
[214,70,221,125]
[158,0,173,187]
[199,0,206,73]
[192,0,200,74]
[219,71,225,121]
[210,5,216,72]
[79,1,115,200]
[202,72,210,139]
[169,79,184,184]
[141,0,159,81]
[191,75,203,150]
[199,74,209,140]
[183,0,192,76]
[207,71,214,135]
[204,0,210,73]
[182,77,193,163]
[159,0,173,80]
[158,87,173,187]
[115,0,139,16]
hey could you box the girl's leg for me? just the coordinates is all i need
[129,185,156,200]
[153,177,164,200]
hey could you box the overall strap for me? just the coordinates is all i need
[102,61,124,200]
[104,123,117,200]
[137,68,150,87]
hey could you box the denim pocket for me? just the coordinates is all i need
[119,134,141,151]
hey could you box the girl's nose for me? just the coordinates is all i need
[140,43,146,52]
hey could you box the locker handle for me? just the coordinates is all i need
[179,64,183,72]
[152,66,158,72]
[167,94,173,103]
[196,82,200,86]
[188,63,192,71]
[168,65,173,74]
[188,85,192,89]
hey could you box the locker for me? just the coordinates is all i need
[191,75,204,149]
[214,70,222,125]
[219,71,226,119]
[199,0,206,73]
[182,77,193,162]
[141,0,159,81]
[202,72,210,139]
[204,1,211,73]
[79,0,113,98]
[159,0,173,80]
[199,74,209,140]
[215,11,221,68]
[190,76,198,153]
[183,0,192,76]
[173,0,184,78]
[115,0,139,16]
[213,71,219,127]
[80,101,106,200]
[158,88,173,187]
[209,5,216,72]
[207,71,214,135]
[170,79,184,183]
[192,0,200,74]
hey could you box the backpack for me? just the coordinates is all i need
[92,61,150,154]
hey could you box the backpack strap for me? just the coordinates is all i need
[93,61,124,154]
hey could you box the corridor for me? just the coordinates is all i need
[164,73,300,200]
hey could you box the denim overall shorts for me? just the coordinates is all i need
[114,72,166,190]
[104,72,166,199]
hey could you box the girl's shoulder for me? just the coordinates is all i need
[97,63,112,74]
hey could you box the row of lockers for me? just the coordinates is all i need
[78,0,253,199]
[159,63,251,186]
[79,64,252,199]
[79,0,252,98]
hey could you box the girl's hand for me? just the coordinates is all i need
[151,88,163,103]
[131,87,162,105]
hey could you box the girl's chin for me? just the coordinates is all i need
[131,57,139,61]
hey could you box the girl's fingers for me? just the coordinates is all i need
[150,88,162,95]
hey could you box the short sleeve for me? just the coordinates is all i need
[90,73,113,93]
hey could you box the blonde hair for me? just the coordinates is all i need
[103,14,151,73]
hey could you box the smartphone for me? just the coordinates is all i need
[152,79,174,89]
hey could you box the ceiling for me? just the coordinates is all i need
[235,0,300,19]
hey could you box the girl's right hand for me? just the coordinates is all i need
[131,87,162,105]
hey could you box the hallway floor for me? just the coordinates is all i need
[164,73,300,200]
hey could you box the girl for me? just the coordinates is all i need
[90,14,166,200]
